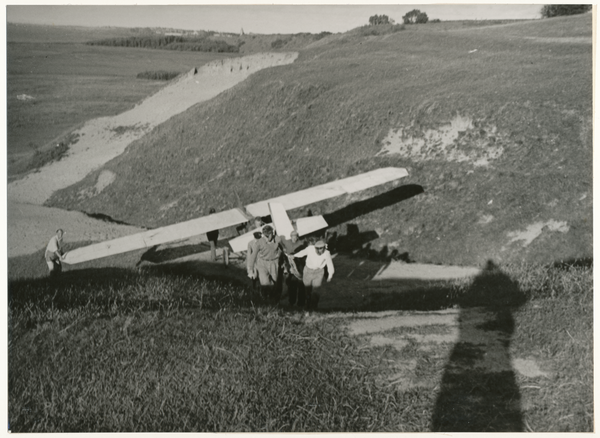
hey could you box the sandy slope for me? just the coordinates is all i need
[7,52,298,257]
[8,52,298,206]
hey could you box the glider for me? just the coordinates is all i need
[62,167,408,265]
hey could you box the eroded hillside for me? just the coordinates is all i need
[46,14,593,266]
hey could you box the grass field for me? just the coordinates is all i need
[8,250,592,432]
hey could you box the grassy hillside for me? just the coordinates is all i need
[46,15,592,266]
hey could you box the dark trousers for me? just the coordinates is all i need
[305,289,320,310]
[286,274,305,306]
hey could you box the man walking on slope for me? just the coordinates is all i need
[45,229,66,277]
[290,240,334,311]
[247,225,281,302]
[246,219,264,294]
[279,230,307,307]
[206,208,219,261]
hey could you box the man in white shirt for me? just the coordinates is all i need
[45,229,66,277]
[290,240,334,310]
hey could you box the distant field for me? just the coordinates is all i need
[7,22,155,44]
[7,28,238,176]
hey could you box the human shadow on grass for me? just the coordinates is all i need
[317,259,528,431]
[431,261,527,432]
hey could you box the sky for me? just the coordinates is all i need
[5,3,545,35]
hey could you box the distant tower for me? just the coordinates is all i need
[241,27,245,35]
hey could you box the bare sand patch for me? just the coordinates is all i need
[375,114,504,166]
[512,358,549,378]
[373,262,479,281]
[504,220,570,248]
[348,311,459,336]
[94,170,116,194]
[341,305,548,391]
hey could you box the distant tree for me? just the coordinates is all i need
[271,38,289,49]
[402,9,429,24]
[369,14,394,26]
[314,31,332,41]
[541,4,592,18]
[416,12,429,24]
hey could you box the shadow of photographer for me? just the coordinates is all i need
[431,260,527,432]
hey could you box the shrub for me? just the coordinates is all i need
[541,4,592,18]
[358,23,405,36]
[369,14,393,26]
[314,31,332,41]
[26,132,79,171]
[28,143,69,170]
[87,36,238,53]
[271,38,289,49]
[403,9,429,24]
[136,71,181,81]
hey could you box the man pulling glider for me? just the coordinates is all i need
[290,240,334,310]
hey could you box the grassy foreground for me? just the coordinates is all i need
[8,253,592,432]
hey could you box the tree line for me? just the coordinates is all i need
[540,4,592,18]
[87,36,240,53]
[368,5,591,27]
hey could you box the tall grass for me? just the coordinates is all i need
[9,266,405,432]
